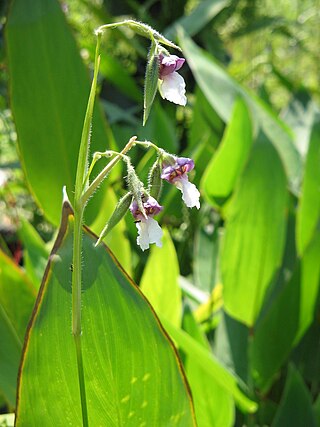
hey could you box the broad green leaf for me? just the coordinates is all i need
[213,311,249,383]
[281,90,317,158]
[164,0,230,39]
[296,120,320,255]
[313,393,320,426]
[194,223,220,293]
[183,306,235,427]
[295,229,320,342]
[143,43,160,126]
[250,267,300,392]
[18,218,49,289]
[6,0,111,226]
[0,251,36,407]
[140,229,182,328]
[272,365,316,427]
[15,203,195,426]
[179,31,301,191]
[201,98,252,205]
[159,316,257,413]
[221,135,288,326]
[188,87,223,152]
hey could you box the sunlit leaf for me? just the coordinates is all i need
[160,316,257,413]
[296,120,320,255]
[179,31,301,192]
[164,0,230,39]
[6,0,111,226]
[221,134,288,326]
[201,97,252,205]
[15,203,195,425]
[183,306,235,427]
[140,228,182,327]
[295,229,320,342]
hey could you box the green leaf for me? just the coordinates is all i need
[281,89,316,158]
[295,229,320,342]
[213,311,249,383]
[201,98,252,205]
[0,251,36,407]
[183,306,235,427]
[164,0,230,39]
[6,0,111,226]
[159,316,257,413]
[18,219,49,289]
[296,120,320,255]
[143,43,160,126]
[221,135,288,326]
[179,31,301,192]
[251,267,300,392]
[272,365,316,427]
[15,203,195,425]
[194,221,220,293]
[140,229,182,328]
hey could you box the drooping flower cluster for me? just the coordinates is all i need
[130,155,200,251]
[158,54,187,106]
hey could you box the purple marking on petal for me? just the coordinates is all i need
[130,196,163,220]
[161,157,195,183]
[159,55,185,79]
[176,157,194,172]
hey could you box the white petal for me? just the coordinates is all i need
[175,177,200,209]
[136,218,163,251]
[159,72,187,106]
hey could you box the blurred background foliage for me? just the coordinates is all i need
[1,0,320,425]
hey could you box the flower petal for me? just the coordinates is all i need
[175,177,200,209]
[136,218,163,251]
[159,72,187,106]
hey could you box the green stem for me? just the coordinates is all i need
[75,32,101,201]
[81,136,137,205]
[75,334,88,427]
[72,206,89,426]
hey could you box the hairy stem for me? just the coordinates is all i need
[72,206,89,426]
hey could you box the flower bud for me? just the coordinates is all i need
[148,158,162,200]
[126,164,147,218]
[95,192,133,246]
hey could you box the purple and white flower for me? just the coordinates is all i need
[161,157,200,209]
[130,196,163,251]
[158,54,187,106]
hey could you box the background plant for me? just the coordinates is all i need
[1,0,320,426]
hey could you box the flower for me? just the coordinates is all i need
[130,196,163,251]
[161,157,200,209]
[158,54,187,106]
